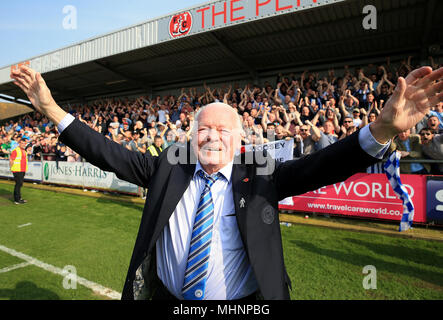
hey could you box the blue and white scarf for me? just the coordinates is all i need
[384,151,414,231]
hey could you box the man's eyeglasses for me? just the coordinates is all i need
[300,129,309,132]
[420,132,432,136]
[344,120,353,123]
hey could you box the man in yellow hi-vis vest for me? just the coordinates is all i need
[141,135,164,199]
[9,139,28,205]
[147,136,163,157]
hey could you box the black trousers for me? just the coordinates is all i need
[13,172,25,202]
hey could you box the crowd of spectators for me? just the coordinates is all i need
[1,56,442,175]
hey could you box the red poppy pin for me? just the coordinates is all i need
[243,178,249,183]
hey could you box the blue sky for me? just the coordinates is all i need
[0,0,205,68]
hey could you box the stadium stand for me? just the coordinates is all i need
[0,0,442,175]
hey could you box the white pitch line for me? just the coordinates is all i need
[0,244,121,300]
[18,223,32,228]
[0,262,31,274]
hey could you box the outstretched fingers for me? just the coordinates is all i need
[13,79,28,93]
[417,66,443,90]
[21,65,36,82]
[10,69,30,88]
[10,65,39,90]
[12,74,30,91]
[425,80,443,97]
[405,66,433,86]
[428,92,443,108]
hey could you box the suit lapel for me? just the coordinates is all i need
[231,163,252,245]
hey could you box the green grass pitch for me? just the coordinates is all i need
[0,182,442,300]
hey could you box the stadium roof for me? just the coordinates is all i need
[0,0,442,105]
[0,102,33,121]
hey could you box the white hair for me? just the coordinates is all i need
[191,103,245,138]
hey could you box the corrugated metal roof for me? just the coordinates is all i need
[1,0,441,104]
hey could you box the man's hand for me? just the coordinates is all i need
[400,151,410,158]
[10,66,67,125]
[371,66,443,144]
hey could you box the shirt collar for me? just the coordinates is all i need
[194,160,234,182]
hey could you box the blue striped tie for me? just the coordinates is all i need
[182,170,221,300]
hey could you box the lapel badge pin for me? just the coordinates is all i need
[240,198,246,208]
[243,178,249,183]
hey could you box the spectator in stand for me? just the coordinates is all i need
[307,119,338,151]
[147,136,164,157]
[109,116,120,136]
[351,109,362,127]
[390,129,429,174]
[1,136,11,159]
[163,128,178,149]
[368,112,378,124]
[319,105,341,127]
[43,136,57,161]
[10,135,20,151]
[427,115,442,134]
[417,112,443,135]
[420,128,443,175]
[294,124,316,158]
[157,104,169,124]
[65,146,80,162]
[121,131,138,152]
[31,137,44,161]
[354,70,374,110]
[299,106,313,124]
[429,102,443,129]
[338,90,360,118]
[95,115,107,135]
[376,66,394,101]
[339,116,357,140]
[311,108,340,134]
[55,143,68,162]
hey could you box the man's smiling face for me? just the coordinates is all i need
[192,103,242,175]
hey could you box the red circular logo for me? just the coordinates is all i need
[169,11,193,38]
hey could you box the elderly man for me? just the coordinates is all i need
[11,65,443,300]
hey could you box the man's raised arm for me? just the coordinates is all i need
[274,66,443,200]
[10,65,157,188]
[369,66,443,144]
[11,66,67,126]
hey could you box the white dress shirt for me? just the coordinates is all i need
[57,114,390,300]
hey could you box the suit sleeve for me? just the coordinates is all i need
[59,119,157,187]
[273,130,380,200]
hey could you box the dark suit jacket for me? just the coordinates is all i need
[60,119,379,300]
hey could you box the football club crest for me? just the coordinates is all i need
[169,11,193,38]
